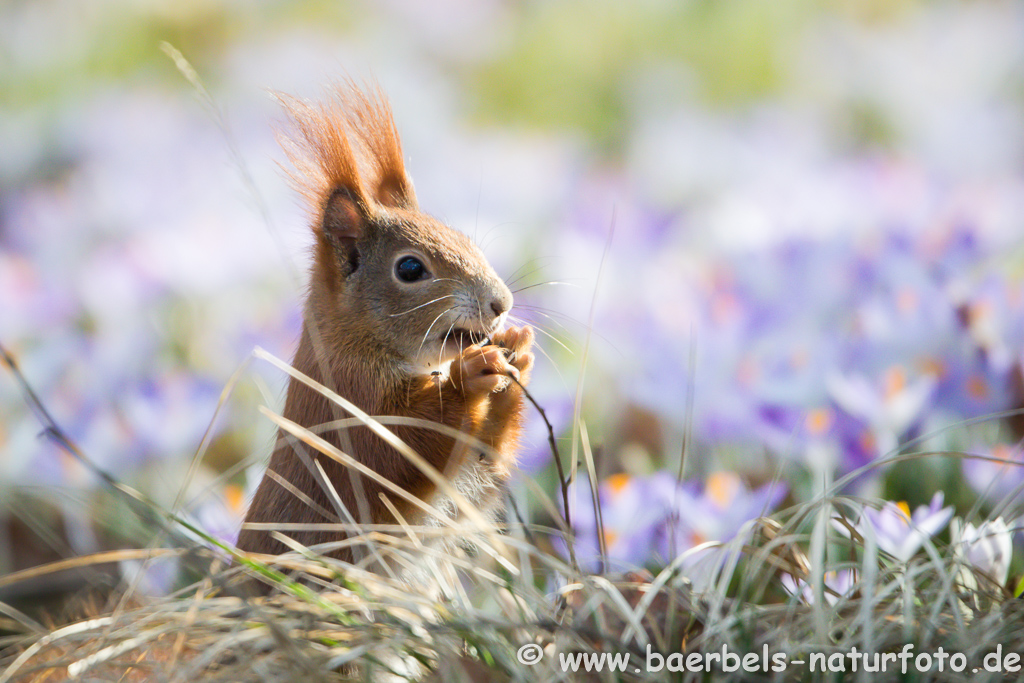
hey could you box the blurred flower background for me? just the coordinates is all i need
[3,0,1024,593]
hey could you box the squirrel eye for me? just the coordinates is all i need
[395,255,428,282]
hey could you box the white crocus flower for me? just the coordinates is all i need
[951,517,1012,588]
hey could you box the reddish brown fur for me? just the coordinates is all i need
[236,83,533,568]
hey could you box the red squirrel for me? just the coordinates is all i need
[236,84,534,566]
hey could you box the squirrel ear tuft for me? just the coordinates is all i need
[339,84,418,210]
[321,188,365,275]
[375,172,416,210]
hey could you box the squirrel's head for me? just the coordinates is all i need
[282,83,513,371]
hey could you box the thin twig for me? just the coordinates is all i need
[509,375,577,571]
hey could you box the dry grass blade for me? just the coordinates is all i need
[578,420,606,569]
[0,548,184,592]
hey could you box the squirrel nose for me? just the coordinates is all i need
[490,292,512,317]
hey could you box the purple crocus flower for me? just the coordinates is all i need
[826,366,936,457]
[928,350,1012,422]
[654,471,787,560]
[835,492,953,563]
[752,402,877,478]
[561,473,668,572]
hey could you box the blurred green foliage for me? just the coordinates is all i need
[1,1,364,108]
[466,0,931,151]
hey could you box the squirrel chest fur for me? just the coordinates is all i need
[236,85,534,564]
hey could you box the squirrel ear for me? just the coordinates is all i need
[321,188,366,275]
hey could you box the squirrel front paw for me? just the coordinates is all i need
[450,344,520,397]
[490,325,535,386]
